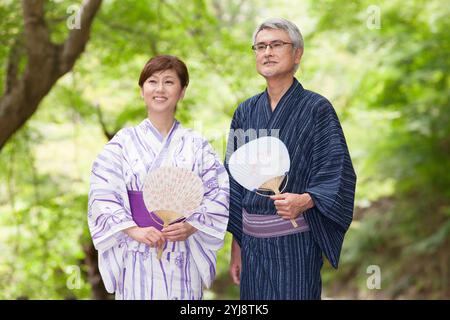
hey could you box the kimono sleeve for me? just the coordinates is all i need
[87,129,137,253]
[304,100,357,268]
[224,108,245,246]
[185,138,230,251]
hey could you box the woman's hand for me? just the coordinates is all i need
[123,226,165,247]
[161,222,197,241]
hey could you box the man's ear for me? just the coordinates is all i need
[294,47,303,64]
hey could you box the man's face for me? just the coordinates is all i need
[254,28,302,79]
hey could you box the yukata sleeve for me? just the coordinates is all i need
[88,129,137,251]
[186,139,230,251]
[87,129,137,292]
[185,138,230,288]
[224,108,245,246]
[304,100,357,268]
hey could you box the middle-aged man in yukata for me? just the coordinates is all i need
[225,17,357,300]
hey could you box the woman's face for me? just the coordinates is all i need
[141,69,186,115]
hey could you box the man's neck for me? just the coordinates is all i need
[147,113,175,138]
[266,76,295,111]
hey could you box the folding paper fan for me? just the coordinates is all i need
[142,166,204,259]
[229,136,298,228]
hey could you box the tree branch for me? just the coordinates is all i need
[60,0,102,74]
[22,0,51,62]
[94,103,115,140]
[5,36,24,95]
[0,0,103,151]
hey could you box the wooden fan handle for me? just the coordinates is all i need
[290,219,298,228]
[157,245,164,260]
[157,222,169,260]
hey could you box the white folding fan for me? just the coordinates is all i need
[142,166,204,259]
[229,136,298,227]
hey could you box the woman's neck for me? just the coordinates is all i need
[147,113,175,138]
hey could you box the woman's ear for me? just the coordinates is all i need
[140,87,144,99]
[179,87,187,100]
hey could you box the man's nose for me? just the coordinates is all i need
[264,45,274,55]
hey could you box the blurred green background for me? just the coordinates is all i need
[0,0,448,299]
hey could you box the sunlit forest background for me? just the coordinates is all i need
[0,0,448,299]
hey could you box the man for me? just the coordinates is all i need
[225,18,357,299]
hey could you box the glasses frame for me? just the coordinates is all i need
[251,40,294,53]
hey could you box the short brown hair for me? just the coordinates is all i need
[138,55,189,88]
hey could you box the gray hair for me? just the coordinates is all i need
[252,18,304,73]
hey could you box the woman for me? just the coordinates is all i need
[87,55,230,300]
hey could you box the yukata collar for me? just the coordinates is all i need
[141,118,180,143]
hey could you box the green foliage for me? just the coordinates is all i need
[0,0,263,299]
[0,0,448,299]
[0,0,23,94]
[311,0,450,299]
[0,125,92,299]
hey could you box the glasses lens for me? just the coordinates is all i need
[253,44,265,51]
[271,41,284,48]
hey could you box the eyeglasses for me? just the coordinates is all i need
[251,40,293,53]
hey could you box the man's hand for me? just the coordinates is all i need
[123,226,165,247]
[161,222,197,241]
[229,237,242,285]
[270,192,315,220]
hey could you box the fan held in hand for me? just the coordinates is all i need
[142,166,204,259]
[228,136,298,227]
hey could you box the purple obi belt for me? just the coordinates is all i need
[127,190,184,231]
[242,208,310,238]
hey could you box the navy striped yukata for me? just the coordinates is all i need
[225,78,357,300]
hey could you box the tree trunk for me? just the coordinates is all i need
[0,0,103,151]
[0,0,109,300]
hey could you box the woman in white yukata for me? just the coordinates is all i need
[87,55,230,300]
